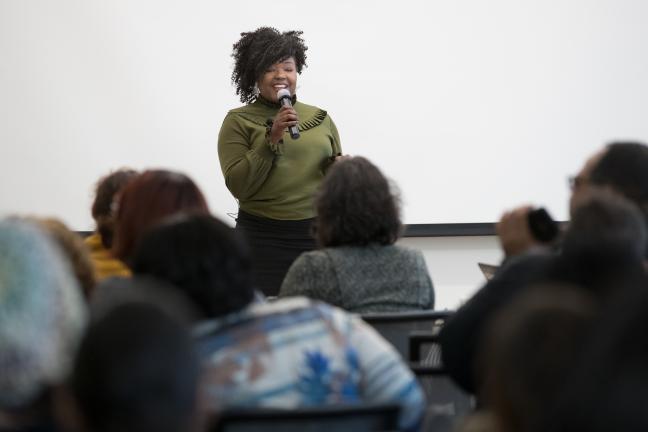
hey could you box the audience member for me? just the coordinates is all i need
[68,304,201,432]
[130,213,425,431]
[32,217,96,299]
[500,141,648,258]
[440,182,648,393]
[279,156,434,313]
[585,141,648,234]
[111,169,209,265]
[474,286,595,432]
[0,219,86,432]
[85,169,138,281]
[554,190,648,294]
[89,276,199,325]
[540,285,648,432]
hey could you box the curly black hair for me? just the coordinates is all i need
[131,214,254,318]
[314,156,403,247]
[231,27,308,104]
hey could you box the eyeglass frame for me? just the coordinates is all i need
[568,175,588,191]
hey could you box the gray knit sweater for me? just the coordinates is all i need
[279,244,434,313]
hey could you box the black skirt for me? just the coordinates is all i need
[235,210,316,296]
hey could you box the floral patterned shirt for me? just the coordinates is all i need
[193,297,424,430]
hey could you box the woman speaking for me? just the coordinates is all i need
[218,27,342,296]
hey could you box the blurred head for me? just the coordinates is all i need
[570,142,648,227]
[130,214,254,319]
[480,286,595,432]
[590,142,648,207]
[559,190,647,293]
[0,218,86,411]
[91,168,138,249]
[32,217,96,299]
[231,27,308,104]
[541,284,648,432]
[71,304,200,432]
[315,156,402,248]
[89,276,200,326]
[112,170,209,263]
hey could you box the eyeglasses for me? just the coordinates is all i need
[568,175,587,191]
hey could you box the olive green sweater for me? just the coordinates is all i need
[218,97,342,220]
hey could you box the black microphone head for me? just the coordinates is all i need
[528,207,560,243]
[277,88,291,100]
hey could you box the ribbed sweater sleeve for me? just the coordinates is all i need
[217,112,278,200]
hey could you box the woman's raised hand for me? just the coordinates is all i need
[269,106,298,144]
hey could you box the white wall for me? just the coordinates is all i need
[399,236,503,310]
[3,0,648,230]
[0,1,643,307]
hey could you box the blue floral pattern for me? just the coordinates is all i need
[297,347,361,404]
[196,297,424,431]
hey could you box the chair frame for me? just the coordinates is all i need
[210,403,401,432]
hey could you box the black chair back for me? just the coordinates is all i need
[409,329,475,432]
[361,310,474,432]
[361,310,452,359]
[210,403,401,432]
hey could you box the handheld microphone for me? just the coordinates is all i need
[528,207,560,243]
[277,88,300,140]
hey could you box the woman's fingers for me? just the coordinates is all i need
[277,112,298,123]
[269,107,298,142]
[275,110,298,127]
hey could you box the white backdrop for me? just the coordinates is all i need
[2,0,648,230]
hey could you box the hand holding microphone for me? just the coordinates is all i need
[269,89,300,142]
[497,205,559,257]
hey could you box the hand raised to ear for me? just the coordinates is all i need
[497,205,540,258]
